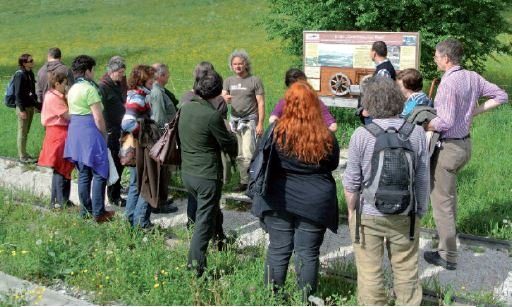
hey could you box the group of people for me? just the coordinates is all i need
[9,37,508,305]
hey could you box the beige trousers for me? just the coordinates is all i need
[350,214,422,306]
[235,123,256,185]
[16,106,35,159]
[430,139,471,263]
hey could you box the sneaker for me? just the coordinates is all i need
[19,156,37,164]
[423,251,456,270]
[232,183,248,193]
[120,186,129,195]
[52,203,63,209]
[109,198,126,207]
[94,211,116,223]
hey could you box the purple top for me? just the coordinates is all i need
[271,98,336,127]
[430,66,508,138]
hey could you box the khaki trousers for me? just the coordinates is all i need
[235,122,256,185]
[430,139,471,263]
[16,106,35,159]
[350,214,422,306]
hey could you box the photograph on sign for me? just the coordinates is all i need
[303,31,420,107]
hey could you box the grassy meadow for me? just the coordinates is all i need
[0,0,510,243]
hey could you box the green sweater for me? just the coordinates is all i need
[178,96,237,180]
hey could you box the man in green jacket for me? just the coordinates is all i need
[179,70,237,277]
[149,63,179,214]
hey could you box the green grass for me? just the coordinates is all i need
[0,187,356,305]
[0,0,511,240]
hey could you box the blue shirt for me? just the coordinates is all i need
[401,92,433,118]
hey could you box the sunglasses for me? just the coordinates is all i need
[25,59,34,63]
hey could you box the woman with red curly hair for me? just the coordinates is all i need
[252,81,340,299]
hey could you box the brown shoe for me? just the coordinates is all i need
[232,183,248,193]
[94,211,115,223]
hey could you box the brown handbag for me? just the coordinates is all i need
[149,109,181,166]
[119,133,137,166]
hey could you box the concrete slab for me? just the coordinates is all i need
[0,272,92,306]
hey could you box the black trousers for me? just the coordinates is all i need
[106,128,124,202]
[182,173,224,273]
[186,193,224,240]
[263,210,326,297]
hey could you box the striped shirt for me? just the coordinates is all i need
[342,118,430,217]
[430,66,508,138]
[121,87,152,137]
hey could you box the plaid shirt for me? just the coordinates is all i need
[430,66,508,138]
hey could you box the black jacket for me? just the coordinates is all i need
[14,69,38,111]
[252,131,340,232]
[374,60,396,80]
[98,73,127,133]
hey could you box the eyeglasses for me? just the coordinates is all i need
[25,59,34,63]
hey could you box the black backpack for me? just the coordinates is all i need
[246,123,275,199]
[4,70,22,108]
[354,122,417,243]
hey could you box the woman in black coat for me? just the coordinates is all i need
[252,81,339,299]
[14,53,39,163]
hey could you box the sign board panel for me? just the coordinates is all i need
[303,31,421,106]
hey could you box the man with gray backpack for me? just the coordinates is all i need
[343,77,429,305]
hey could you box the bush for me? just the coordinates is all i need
[263,0,512,79]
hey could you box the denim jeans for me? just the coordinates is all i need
[182,173,223,274]
[125,167,151,228]
[263,210,326,297]
[76,162,106,218]
[51,170,70,206]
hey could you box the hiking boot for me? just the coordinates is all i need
[94,211,116,223]
[151,200,178,214]
[423,251,456,270]
[232,183,248,193]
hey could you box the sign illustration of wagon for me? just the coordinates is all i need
[303,31,421,108]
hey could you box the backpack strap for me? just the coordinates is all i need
[409,211,416,241]
[356,123,385,244]
[399,121,417,241]
[398,121,415,139]
[364,122,385,137]
[354,195,362,244]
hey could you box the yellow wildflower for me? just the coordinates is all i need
[154,283,160,288]
[21,250,29,254]
[11,251,16,256]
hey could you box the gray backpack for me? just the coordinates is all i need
[354,122,417,243]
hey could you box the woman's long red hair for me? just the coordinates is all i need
[274,81,333,164]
